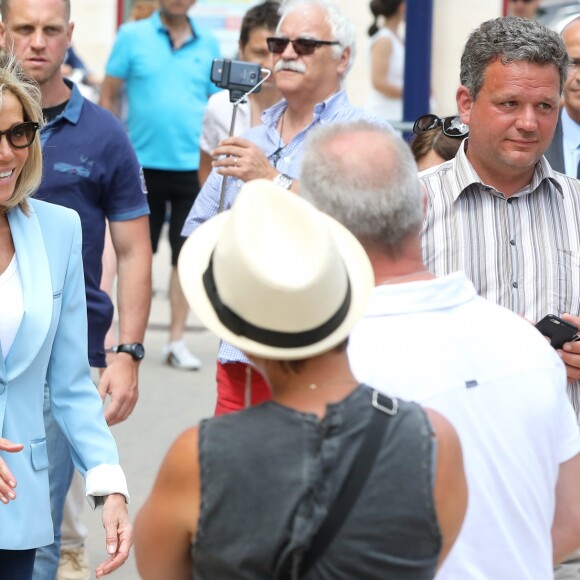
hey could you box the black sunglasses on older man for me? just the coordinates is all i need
[413,114,469,138]
[266,37,340,56]
[0,122,40,149]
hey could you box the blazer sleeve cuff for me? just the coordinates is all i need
[84,464,130,509]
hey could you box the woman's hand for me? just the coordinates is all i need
[96,493,133,577]
[0,438,23,504]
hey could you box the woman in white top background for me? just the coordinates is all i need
[365,0,406,123]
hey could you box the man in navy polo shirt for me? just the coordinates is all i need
[100,0,220,370]
[0,0,152,578]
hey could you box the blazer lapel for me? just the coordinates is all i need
[6,205,52,381]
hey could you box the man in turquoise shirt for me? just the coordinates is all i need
[101,0,220,370]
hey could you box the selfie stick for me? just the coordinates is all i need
[217,68,272,213]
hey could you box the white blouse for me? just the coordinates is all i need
[0,254,23,358]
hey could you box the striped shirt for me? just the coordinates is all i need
[420,140,580,323]
[182,89,390,364]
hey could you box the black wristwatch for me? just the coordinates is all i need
[109,343,145,361]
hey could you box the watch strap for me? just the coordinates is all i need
[113,343,145,361]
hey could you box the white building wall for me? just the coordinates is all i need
[70,0,116,81]
[430,0,502,115]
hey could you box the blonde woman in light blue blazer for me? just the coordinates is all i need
[0,59,132,579]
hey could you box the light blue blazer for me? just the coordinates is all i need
[0,199,121,550]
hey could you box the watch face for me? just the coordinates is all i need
[274,174,292,190]
[118,343,145,360]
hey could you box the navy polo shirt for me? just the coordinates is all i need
[36,80,149,367]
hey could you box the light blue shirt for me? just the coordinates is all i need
[182,89,391,364]
[105,11,220,170]
[561,107,580,178]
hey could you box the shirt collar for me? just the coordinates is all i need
[451,138,563,201]
[364,272,478,317]
[41,79,83,130]
[152,10,197,44]
[262,89,348,128]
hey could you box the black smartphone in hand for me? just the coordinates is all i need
[535,314,579,349]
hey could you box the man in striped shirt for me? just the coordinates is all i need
[421,17,580,400]
[420,17,580,576]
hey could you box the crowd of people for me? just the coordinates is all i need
[1,0,580,579]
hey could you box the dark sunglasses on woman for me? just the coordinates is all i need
[0,122,40,149]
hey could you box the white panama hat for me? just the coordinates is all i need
[178,179,373,360]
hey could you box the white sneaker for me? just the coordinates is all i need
[57,546,90,580]
[163,340,202,370]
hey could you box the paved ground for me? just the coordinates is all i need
[83,233,220,579]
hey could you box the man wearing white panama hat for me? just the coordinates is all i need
[135,179,467,579]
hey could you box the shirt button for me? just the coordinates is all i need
[507,198,514,204]
[510,239,516,245]
[512,282,518,288]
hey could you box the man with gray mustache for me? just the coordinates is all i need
[182,0,390,414]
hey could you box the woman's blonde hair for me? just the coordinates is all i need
[0,54,43,214]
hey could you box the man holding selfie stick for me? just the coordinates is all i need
[419,17,580,575]
[182,0,390,415]
[100,0,220,371]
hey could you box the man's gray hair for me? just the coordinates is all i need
[461,17,569,100]
[300,121,423,253]
[277,0,356,76]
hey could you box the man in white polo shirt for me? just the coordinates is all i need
[300,119,580,579]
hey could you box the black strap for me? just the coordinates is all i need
[277,391,397,579]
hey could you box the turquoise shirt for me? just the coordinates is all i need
[105,11,220,170]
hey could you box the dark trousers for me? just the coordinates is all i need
[143,168,200,266]
[0,549,36,580]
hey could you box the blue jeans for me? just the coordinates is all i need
[32,385,75,580]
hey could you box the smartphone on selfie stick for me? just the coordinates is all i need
[210,59,271,213]
[535,314,580,349]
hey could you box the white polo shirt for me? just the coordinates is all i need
[348,272,580,580]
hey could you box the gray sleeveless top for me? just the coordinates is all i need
[192,385,441,579]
